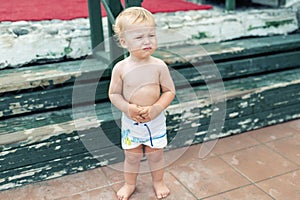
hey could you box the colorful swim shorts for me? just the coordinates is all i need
[121,112,167,149]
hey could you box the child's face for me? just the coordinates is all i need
[120,22,157,59]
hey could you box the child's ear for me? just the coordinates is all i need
[120,38,127,48]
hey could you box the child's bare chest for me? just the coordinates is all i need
[123,67,160,88]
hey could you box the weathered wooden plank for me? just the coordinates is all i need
[157,33,300,64]
[1,92,299,190]
[1,67,299,138]
[1,69,299,159]
[1,34,300,94]
[0,81,110,118]
[1,34,300,191]
[0,58,111,94]
[170,50,300,88]
[1,96,299,191]
[2,50,299,118]
[3,88,300,170]
[0,101,298,189]
[0,125,122,172]
[0,145,123,191]
[226,85,300,119]
[251,0,285,7]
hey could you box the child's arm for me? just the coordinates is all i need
[140,62,176,120]
[108,64,141,122]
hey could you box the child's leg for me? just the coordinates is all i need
[145,146,170,199]
[117,145,143,200]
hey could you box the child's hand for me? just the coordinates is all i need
[127,104,143,122]
[139,104,163,122]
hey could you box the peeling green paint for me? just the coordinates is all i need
[64,47,73,55]
[248,19,294,31]
[265,19,294,28]
[191,32,208,40]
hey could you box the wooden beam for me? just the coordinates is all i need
[125,0,143,7]
[106,0,124,66]
[87,0,104,51]
[226,0,236,11]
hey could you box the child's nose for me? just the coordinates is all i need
[143,37,151,44]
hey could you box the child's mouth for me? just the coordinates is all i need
[143,47,152,51]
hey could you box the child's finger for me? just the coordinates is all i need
[138,109,147,115]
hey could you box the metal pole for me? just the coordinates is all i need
[225,0,236,11]
[87,0,104,51]
[125,0,143,7]
[107,0,124,66]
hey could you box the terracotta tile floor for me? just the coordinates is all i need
[0,119,299,200]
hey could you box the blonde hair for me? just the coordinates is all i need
[114,7,155,40]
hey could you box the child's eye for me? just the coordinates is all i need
[149,34,155,37]
[135,36,143,39]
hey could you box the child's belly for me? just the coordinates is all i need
[125,84,160,106]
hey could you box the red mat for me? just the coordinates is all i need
[0,0,212,22]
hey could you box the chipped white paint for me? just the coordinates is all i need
[229,112,239,118]
[34,142,48,149]
[239,102,248,108]
[45,170,68,180]
[35,116,46,121]
[8,171,36,181]
[226,129,243,135]
[292,113,300,118]
[0,183,19,191]
[208,47,245,57]
[208,134,218,139]
[52,125,65,133]
[213,107,220,112]
[238,119,252,125]
[54,146,61,150]
[28,104,44,110]
[0,8,298,68]
[184,139,194,146]
[0,116,101,146]
[53,158,62,162]
[241,93,252,99]
[0,69,83,93]
[201,108,212,115]
[98,160,109,166]
[191,122,201,127]
[268,120,278,125]
[274,100,289,106]
[0,148,17,156]
[195,131,207,136]
[255,79,300,94]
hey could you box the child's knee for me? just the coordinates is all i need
[145,148,164,163]
[125,149,143,165]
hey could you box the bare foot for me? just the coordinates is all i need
[153,180,170,199]
[117,183,136,200]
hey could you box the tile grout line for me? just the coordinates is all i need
[166,170,199,200]
[217,155,276,200]
[200,183,253,200]
[210,135,298,199]
[260,135,300,168]
[247,129,300,167]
